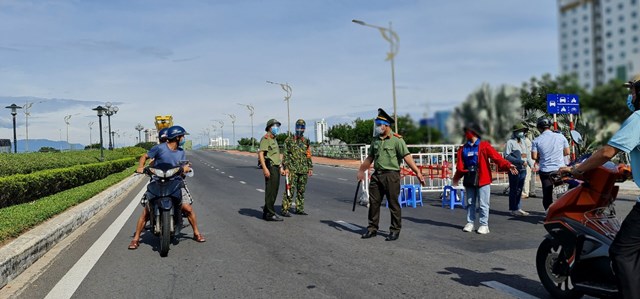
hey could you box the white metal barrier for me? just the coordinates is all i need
[358,144,509,202]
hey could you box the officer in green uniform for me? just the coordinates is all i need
[281,119,313,216]
[357,109,425,241]
[259,118,286,221]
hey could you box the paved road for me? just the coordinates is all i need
[6,150,639,298]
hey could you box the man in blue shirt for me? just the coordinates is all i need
[129,125,205,250]
[560,74,640,298]
[531,117,570,210]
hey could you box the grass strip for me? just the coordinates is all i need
[0,166,137,244]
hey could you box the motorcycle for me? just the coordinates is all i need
[536,158,631,298]
[142,162,188,257]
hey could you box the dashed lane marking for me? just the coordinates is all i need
[256,189,265,193]
[338,178,348,181]
[229,176,234,179]
[239,181,246,184]
[481,281,539,299]
[335,220,360,232]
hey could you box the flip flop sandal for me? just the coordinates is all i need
[128,239,140,250]
[194,234,206,243]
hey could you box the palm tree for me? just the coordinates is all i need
[447,83,521,143]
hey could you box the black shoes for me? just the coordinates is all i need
[295,211,308,215]
[281,211,291,217]
[263,212,283,222]
[385,232,400,241]
[361,231,377,239]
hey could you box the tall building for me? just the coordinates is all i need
[558,0,640,90]
[314,119,328,144]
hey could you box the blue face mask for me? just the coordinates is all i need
[515,132,525,139]
[179,138,186,146]
[627,95,636,112]
[270,126,280,135]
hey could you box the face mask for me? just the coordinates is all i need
[464,131,475,141]
[270,126,280,135]
[295,128,304,137]
[515,132,525,139]
[627,94,636,112]
[374,125,385,136]
[179,138,186,146]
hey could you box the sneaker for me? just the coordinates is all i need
[515,209,530,216]
[477,225,490,234]
[462,223,474,232]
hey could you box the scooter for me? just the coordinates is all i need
[143,163,186,257]
[536,158,631,298]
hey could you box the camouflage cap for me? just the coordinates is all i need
[295,119,306,126]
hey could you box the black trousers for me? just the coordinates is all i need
[538,171,554,210]
[610,202,640,299]
[263,165,281,216]
[367,171,401,233]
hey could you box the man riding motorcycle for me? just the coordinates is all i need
[560,74,640,298]
[129,125,205,250]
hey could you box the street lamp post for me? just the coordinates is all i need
[352,19,399,132]
[5,104,22,153]
[92,106,107,161]
[214,120,224,148]
[266,81,293,134]
[135,123,144,145]
[104,102,119,150]
[88,122,94,147]
[111,131,116,149]
[64,115,72,150]
[237,103,255,149]
[225,113,236,148]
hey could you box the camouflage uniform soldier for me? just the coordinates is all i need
[281,119,313,216]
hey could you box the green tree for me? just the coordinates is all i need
[38,146,60,153]
[583,78,629,123]
[238,137,258,146]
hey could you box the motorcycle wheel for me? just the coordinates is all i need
[159,210,171,257]
[536,238,583,299]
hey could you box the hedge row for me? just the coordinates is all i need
[0,147,145,177]
[0,166,136,243]
[0,157,136,209]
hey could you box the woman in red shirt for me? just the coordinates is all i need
[452,123,518,234]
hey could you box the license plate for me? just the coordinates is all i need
[553,184,568,197]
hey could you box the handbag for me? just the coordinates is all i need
[463,164,480,187]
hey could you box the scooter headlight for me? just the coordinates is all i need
[149,167,181,178]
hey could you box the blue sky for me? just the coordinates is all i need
[0,0,558,146]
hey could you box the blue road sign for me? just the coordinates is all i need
[547,94,580,114]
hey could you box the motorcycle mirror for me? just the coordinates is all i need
[570,130,583,145]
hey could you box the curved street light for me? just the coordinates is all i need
[224,113,236,148]
[352,19,399,132]
[5,103,22,153]
[88,121,95,146]
[266,81,293,134]
[23,100,46,152]
[237,103,255,149]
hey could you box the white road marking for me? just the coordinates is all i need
[335,220,360,232]
[337,178,348,181]
[481,281,539,299]
[239,181,246,184]
[256,189,265,193]
[221,172,225,174]
[229,176,234,179]
[44,187,145,299]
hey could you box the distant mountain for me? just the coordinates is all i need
[9,139,85,152]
